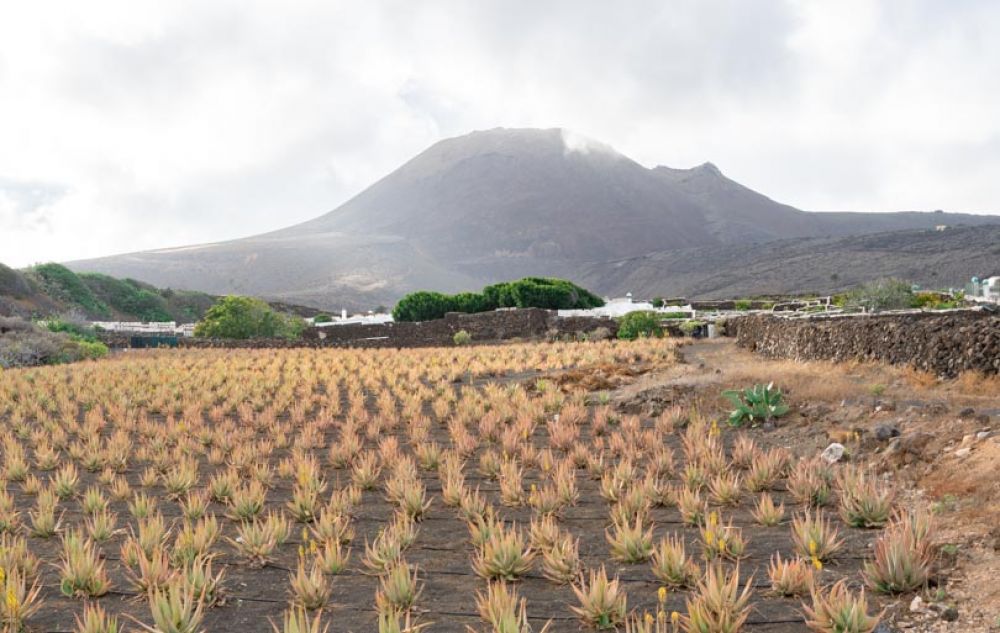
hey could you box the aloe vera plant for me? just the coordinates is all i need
[723,383,789,427]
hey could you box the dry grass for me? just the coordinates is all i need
[720,357,862,404]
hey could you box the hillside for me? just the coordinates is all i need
[578,224,1000,299]
[0,262,217,321]
[0,262,322,322]
[66,128,1000,309]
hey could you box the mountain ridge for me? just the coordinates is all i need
[65,127,1000,310]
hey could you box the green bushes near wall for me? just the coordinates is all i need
[616,311,664,340]
[194,296,305,339]
[392,278,605,322]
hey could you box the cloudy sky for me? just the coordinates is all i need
[2,0,999,267]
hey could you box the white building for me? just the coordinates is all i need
[558,293,696,319]
[310,310,394,326]
[89,321,196,337]
[968,276,1000,304]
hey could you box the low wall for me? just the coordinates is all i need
[690,299,776,311]
[102,309,618,350]
[730,310,1000,377]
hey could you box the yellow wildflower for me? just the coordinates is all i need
[658,586,667,603]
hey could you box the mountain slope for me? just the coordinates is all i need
[66,127,1000,309]
[277,128,716,263]
[578,225,1000,299]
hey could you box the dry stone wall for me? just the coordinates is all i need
[102,308,618,350]
[730,310,1000,378]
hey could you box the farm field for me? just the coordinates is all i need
[0,337,997,632]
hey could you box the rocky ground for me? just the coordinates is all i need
[612,339,1000,632]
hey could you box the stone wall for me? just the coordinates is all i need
[102,308,618,350]
[730,310,1000,377]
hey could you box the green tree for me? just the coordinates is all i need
[616,311,664,340]
[194,296,303,339]
[483,278,603,310]
[452,292,492,313]
[393,278,605,322]
[391,291,456,322]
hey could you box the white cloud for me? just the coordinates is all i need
[1,0,998,267]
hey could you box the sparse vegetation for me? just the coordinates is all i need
[616,311,663,340]
[842,277,914,312]
[0,316,107,368]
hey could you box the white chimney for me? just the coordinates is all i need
[341,309,347,320]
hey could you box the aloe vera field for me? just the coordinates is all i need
[0,337,994,633]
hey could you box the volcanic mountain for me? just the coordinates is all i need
[66,128,1000,309]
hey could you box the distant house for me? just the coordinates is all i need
[967,276,1000,303]
[935,224,948,231]
[985,277,1000,300]
[90,321,195,337]
[311,309,393,326]
[558,293,696,318]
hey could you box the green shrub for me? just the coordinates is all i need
[313,314,333,324]
[660,311,688,319]
[616,311,663,340]
[651,297,665,308]
[194,296,304,339]
[74,339,109,360]
[392,291,457,322]
[913,291,959,310]
[723,383,789,427]
[844,278,914,312]
[453,330,472,346]
[79,273,171,321]
[30,263,109,317]
[44,318,99,341]
[678,320,705,336]
[734,299,752,311]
